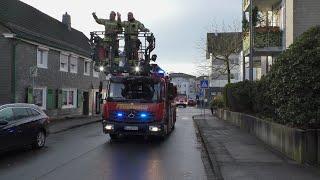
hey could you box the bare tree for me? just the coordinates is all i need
[197,22,242,84]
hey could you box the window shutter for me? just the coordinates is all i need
[26,87,33,103]
[47,89,55,110]
[56,89,63,109]
[77,90,83,108]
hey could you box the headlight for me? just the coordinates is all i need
[149,126,161,132]
[105,124,114,130]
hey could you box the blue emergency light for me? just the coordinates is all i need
[116,112,124,117]
[140,113,148,118]
[158,70,165,74]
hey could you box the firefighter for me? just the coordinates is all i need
[92,11,122,67]
[117,12,149,66]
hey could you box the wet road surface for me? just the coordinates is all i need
[0,107,207,180]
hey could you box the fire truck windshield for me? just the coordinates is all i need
[108,82,161,102]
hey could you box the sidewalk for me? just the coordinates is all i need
[193,114,320,180]
[48,116,102,134]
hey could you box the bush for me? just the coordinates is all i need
[224,80,255,113]
[224,26,320,129]
[251,76,274,117]
[267,26,320,129]
[210,95,224,109]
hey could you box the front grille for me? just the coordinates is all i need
[110,110,154,123]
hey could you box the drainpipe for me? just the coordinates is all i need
[242,55,246,81]
[249,0,254,81]
[242,11,246,81]
[3,33,17,102]
[11,40,17,102]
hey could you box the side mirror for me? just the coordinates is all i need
[0,119,8,126]
[168,83,177,100]
[173,86,177,98]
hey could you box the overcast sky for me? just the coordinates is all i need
[21,0,241,75]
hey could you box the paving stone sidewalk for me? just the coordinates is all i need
[48,116,102,134]
[193,114,320,180]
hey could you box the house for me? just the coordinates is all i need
[242,0,320,80]
[207,32,242,94]
[0,0,106,117]
[169,73,197,100]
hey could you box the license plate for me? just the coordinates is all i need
[124,126,138,131]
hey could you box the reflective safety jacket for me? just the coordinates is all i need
[120,20,148,39]
[94,17,121,41]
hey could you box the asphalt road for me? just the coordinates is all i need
[0,107,208,180]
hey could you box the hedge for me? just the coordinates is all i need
[224,26,320,129]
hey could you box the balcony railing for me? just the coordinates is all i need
[243,26,282,54]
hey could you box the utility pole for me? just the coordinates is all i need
[249,0,254,81]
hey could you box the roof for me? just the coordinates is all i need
[207,32,242,54]
[196,76,209,81]
[0,103,40,110]
[169,73,196,79]
[0,0,90,57]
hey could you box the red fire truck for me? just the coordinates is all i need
[102,72,177,139]
[89,30,177,139]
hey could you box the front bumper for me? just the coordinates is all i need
[102,120,166,136]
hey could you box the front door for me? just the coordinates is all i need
[83,92,89,115]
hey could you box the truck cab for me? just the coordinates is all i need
[102,75,177,140]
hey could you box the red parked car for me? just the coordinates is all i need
[188,99,196,106]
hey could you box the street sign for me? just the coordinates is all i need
[200,80,209,89]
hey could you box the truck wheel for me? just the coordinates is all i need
[109,134,119,140]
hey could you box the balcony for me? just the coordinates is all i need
[243,0,282,12]
[243,26,283,56]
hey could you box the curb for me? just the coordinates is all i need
[49,115,101,122]
[193,116,224,180]
[50,119,102,134]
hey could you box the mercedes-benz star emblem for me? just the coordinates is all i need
[128,112,135,118]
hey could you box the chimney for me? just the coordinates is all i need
[62,12,71,31]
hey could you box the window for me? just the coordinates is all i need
[12,108,30,120]
[70,56,78,73]
[33,87,47,110]
[84,60,91,76]
[0,108,14,121]
[60,53,69,72]
[37,48,48,69]
[93,62,99,77]
[62,89,77,108]
[27,108,41,116]
[108,82,160,102]
[234,73,239,80]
